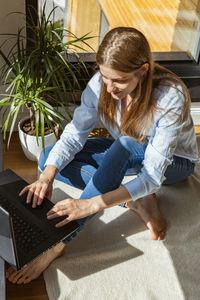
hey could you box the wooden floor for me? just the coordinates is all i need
[195,125,200,135]
[4,133,48,300]
[3,126,200,299]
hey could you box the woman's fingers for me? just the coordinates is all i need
[55,217,71,228]
[47,203,71,228]
[47,205,67,218]
[32,184,49,207]
[19,179,52,207]
[26,188,35,204]
[19,185,30,196]
[32,186,41,208]
[47,204,72,228]
[47,198,92,227]
[19,183,38,204]
[47,209,69,219]
[38,186,48,204]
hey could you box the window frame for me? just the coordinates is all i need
[26,0,200,95]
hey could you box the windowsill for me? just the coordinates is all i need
[191,102,200,125]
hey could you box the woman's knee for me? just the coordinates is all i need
[163,155,195,185]
[118,136,140,152]
[38,145,54,171]
[116,136,145,166]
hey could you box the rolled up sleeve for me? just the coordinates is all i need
[124,85,187,201]
[45,73,101,171]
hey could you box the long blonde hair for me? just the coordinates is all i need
[96,27,190,142]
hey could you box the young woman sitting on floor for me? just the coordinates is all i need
[6,27,199,284]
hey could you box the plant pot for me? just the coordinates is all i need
[18,117,59,161]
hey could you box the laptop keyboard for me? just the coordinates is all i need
[0,194,49,253]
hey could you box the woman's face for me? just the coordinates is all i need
[99,64,147,100]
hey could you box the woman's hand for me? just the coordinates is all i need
[19,165,58,208]
[46,186,133,227]
[19,176,53,208]
[47,198,99,228]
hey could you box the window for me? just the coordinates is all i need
[41,0,200,60]
[28,0,200,100]
[97,0,200,61]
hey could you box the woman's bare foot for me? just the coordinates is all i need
[6,242,65,284]
[126,194,166,240]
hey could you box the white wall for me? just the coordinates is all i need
[0,0,25,128]
[0,0,25,88]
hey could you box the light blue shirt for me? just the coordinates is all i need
[45,72,199,201]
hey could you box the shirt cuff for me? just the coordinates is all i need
[123,176,147,201]
[45,154,70,172]
[123,174,160,201]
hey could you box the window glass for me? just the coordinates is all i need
[38,0,200,59]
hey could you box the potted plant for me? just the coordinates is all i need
[0,2,94,160]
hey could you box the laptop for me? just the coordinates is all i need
[0,169,80,270]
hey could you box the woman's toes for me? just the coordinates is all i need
[24,278,31,284]
[6,267,15,278]
[8,269,25,283]
[8,274,18,283]
[158,230,166,240]
[17,275,29,284]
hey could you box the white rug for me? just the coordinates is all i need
[44,139,200,300]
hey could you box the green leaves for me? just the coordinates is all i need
[0,0,93,148]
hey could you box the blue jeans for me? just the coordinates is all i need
[39,137,195,244]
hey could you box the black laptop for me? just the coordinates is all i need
[0,169,80,270]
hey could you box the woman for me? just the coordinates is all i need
[6,27,199,284]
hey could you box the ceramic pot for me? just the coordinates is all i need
[18,117,58,161]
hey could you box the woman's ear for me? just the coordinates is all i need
[140,63,149,76]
